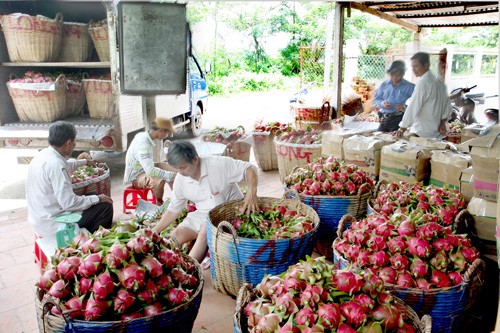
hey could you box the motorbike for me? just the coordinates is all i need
[449,85,498,125]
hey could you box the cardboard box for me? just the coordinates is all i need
[464,126,500,202]
[460,166,474,203]
[409,136,455,150]
[343,135,391,180]
[379,140,432,184]
[429,150,471,189]
[468,196,497,242]
[321,128,367,160]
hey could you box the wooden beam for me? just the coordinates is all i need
[350,2,420,32]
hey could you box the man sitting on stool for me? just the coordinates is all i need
[373,60,415,132]
[124,117,177,206]
[26,121,113,238]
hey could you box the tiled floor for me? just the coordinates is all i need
[0,150,285,333]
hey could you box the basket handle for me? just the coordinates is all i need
[337,214,356,238]
[40,294,72,333]
[373,179,387,199]
[354,183,372,216]
[462,258,486,284]
[235,283,254,315]
[280,165,304,185]
[321,101,331,120]
[55,12,64,23]
[215,221,241,265]
[283,188,301,203]
[420,314,432,333]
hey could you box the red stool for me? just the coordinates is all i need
[34,234,48,270]
[123,186,157,213]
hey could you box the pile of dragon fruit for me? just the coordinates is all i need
[71,163,108,183]
[202,125,245,145]
[334,211,480,289]
[283,155,375,196]
[253,121,292,133]
[229,203,315,240]
[275,128,322,145]
[37,227,201,321]
[369,181,467,226]
[244,256,418,332]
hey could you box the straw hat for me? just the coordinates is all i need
[153,117,176,134]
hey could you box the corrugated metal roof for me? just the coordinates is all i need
[350,1,499,30]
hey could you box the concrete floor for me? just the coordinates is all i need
[0,148,285,333]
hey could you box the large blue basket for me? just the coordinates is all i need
[284,183,371,259]
[207,196,320,297]
[36,255,204,333]
[333,217,486,333]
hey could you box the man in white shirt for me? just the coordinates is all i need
[394,52,452,138]
[123,117,177,206]
[152,140,259,263]
[26,121,113,238]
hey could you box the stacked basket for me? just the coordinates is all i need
[82,78,114,118]
[252,131,278,171]
[207,196,320,297]
[0,13,63,62]
[274,139,322,181]
[88,21,110,62]
[58,22,92,62]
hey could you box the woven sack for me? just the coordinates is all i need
[252,131,278,171]
[71,168,111,196]
[82,79,114,118]
[88,24,110,62]
[234,283,432,333]
[0,13,63,62]
[274,139,322,181]
[7,74,66,123]
[284,184,372,260]
[35,255,204,333]
[57,22,92,62]
[65,80,86,117]
[333,214,485,333]
[207,196,320,297]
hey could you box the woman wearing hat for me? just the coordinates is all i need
[373,60,415,132]
[123,117,177,206]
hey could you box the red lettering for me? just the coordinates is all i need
[276,145,314,162]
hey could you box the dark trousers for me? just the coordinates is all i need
[378,112,404,132]
[78,202,113,233]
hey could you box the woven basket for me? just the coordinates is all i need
[0,13,63,62]
[274,139,322,181]
[293,101,331,122]
[223,140,251,162]
[207,196,320,297]
[234,283,432,333]
[57,22,92,62]
[65,80,86,117]
[252,131,278,171]
[35,255,204,333]
[71,168,111,196]
[7,74,66,123]
[285,183,372,260]
[88,24,110,62]
[294,118,332,131]
[333,215,486,333]
[82,79,114,119]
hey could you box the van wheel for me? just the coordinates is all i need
[189,105,203,137]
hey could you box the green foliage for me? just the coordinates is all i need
[424,26,499,49]
[451,54,474,76]
[207,71,298,96]
[481,55,498,75]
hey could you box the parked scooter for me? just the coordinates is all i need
[449,85,498,125]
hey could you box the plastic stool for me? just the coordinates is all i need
[34,234,48,270]
[123,186,157,213]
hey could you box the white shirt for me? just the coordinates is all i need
[26,147,99,237]
[399,70,452,138]
[123,131,175,184]
[167,156,255,215]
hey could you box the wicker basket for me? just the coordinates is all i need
[207,196,320,297]
[294,118,332,131]
[82,79,114,119]
[223,140,251,162]
[0,13,63,62]
[252,131,278,171]
[274,139,322,181]
[57,22,92,62]
[234,283,432,333]
[71,168,111,196]
[88,24,110,62]
[65,80,86,117]
[285,184,372,260]
[333,215,486,333]
[293,101,331,122]
[7,74,66,123]
[35,255,204,333]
